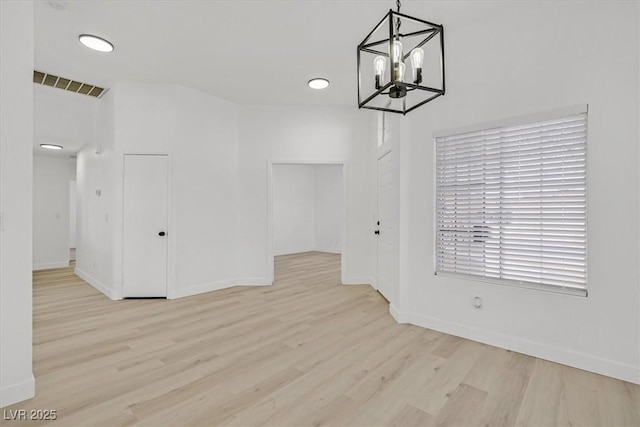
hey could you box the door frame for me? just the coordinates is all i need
[375,148,392,294]
[120,153,172,298]
[267,160,348,284]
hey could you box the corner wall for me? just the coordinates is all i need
[272,164,344,256]
[78,84,242,299]
[0,0,35,408]
[313,164,343,254]
[273,165,316,255]
[395,1,640,384]
[33,155,70,270]
[34,84,94,150]
[76,89,117,299]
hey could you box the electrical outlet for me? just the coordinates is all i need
[473,296,482,309]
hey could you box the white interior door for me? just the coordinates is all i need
[377,151,393,302]
[123,155,168,297]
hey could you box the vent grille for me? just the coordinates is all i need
[33,70,107,98]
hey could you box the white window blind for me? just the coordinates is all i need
[435,110,587,295]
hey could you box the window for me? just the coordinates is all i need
[435,106,587,295]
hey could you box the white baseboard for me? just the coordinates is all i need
[0,374,34,408]
[389,304,406,323]
[397,309,640,385]
[342,278,371,285]
[169,278,271,299]
[274,247,315,256]
[235,277,271,286]
[33,261,69,271]
[170,280,235,299]
[74,268,120,300]
[275,248,341,256]
[314,247,341,254]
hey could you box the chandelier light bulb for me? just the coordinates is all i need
[373,56,386,76]
[410,47,424,84]
[410,48,424,70]
[373,56,387,89]
[391,40,403,64]
[391,40,404,82]
[396,62,406,83]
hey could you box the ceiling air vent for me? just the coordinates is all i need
[33,70,107,98]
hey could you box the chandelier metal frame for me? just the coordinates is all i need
[357,2,445,115]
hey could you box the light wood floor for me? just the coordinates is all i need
[4,252,639,426]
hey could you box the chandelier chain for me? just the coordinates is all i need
[395,0,401,35]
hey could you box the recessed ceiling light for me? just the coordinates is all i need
[79,34,114,53]
[308,78,330,90]
[40,144,63,150]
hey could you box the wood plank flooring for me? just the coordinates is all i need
[4,252,639,426]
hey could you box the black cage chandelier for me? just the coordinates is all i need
[357,0,445,115]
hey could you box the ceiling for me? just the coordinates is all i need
[35,0,389,107]
[34,83,94,156]
[32,0,504,155]
[34,0,494,107]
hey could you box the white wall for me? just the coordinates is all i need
[80,94,375,298]
[76,89,116,298]
[33,155,70,270]
[69,157,77,250]
[80,84,374,297]
[239,105,375,284]
[313,164,343,254]
[78,83,241,299]
[68,157,77,179]
[33,83,94,152]
[105,83,173,300]
[273,165,316,256]
[69,181,76,250]
[389,1,640,384]
[272,164,343,256]
[169,85,240,297]
[0,0,35,408]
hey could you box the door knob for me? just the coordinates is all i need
[374,230,380,235]
[159,231,166,236]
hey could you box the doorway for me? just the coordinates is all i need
[267,161,346,284]
[122,154,169,297]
